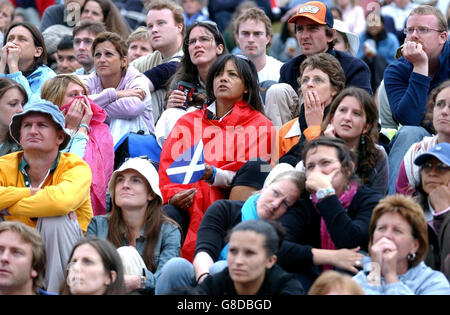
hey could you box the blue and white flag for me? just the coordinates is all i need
[166,140,206,184]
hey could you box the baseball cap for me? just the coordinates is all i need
[414,142,450,167]
[288,1,334,28]
[9,100,71,150]
[108,157,163,203]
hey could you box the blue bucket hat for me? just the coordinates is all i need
[414,142,450,167]
[9,100,71,151]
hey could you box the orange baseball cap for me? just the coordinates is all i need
[288,1,334,28]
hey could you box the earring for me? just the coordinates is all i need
[360,134,367,145]
[407,252,416,261]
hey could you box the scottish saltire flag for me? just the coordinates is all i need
[166,140,206,184]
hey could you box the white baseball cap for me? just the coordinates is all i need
[108,157,162,202]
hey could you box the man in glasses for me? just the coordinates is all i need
[384,5,450,194]
[72,20,106,75]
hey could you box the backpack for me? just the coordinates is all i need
[113,130,161,171]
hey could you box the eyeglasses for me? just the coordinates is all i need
[403,27,444,35]
[74,38,94,46]
[299,76,329,86]
[420,161,450,172]
[185,35,213,46]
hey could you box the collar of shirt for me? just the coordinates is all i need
[19,152,60,188]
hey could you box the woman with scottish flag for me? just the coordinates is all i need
[158,54,275,263]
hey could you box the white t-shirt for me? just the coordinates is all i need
[258,55,283,83]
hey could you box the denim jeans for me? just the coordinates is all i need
[154,257,228,294]
[387,126,431,194]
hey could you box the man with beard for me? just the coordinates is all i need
[384,5,450,194]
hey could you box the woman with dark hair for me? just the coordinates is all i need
[353,194,450,294]
[0,77,27,157]
[0,22,55,103]
[278,136,383,291]
[60,237,127,295]
[159,53,274,262]
[82,31,154,145]
[197,219,304,295]
[321,87,388,195]
[86,157,181,293]
[155,20,226,147]
[81,0,130,40]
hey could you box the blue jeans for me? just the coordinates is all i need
[388,126,430,194]
[154,257,228,294]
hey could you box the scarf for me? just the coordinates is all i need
[218,194,260,260]
[312,182,358,269]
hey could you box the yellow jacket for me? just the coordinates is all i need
[0,152,93,233]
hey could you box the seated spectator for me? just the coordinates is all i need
[155,20,226,148]
[130,0,185,122]
[41,74,114,216]
[158,54,274,262]
[42,24,73,72]
[353,194,450,294]
[384,5,449,194]
[320,87,389,195]
[112,0,146,31]
[413,143,450,280]
[180,0,211,27]
[0,22,56,103]
[155,170,305,294]
[308,270,364,295]
[0,100,93,293]
[82,31,154,145]
[81,0,130,40]
[196,220,305,295]
[278,137,383,291]
[0,0,14,46]
[396,80,450,195]
[86,157,182,294]
[126,26,153,63]
[0,221,47,295]
[59,237,127,295]
[55,36,82,74]
[275,53,345,160]
[358,12,399,65]
[0,78,27,157]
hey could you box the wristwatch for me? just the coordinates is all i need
[316,187,335,200]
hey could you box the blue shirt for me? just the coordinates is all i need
[353,260,450,295]
[0,65,56,104]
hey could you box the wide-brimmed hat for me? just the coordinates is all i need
[9,100,70,150]
[108,157,162,203]
[414,142,450,167]
[333,19,360,57]
[288,1,334,28]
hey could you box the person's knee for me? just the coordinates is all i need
[391,126,429,145]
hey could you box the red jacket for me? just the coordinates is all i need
[159,101,274,261]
